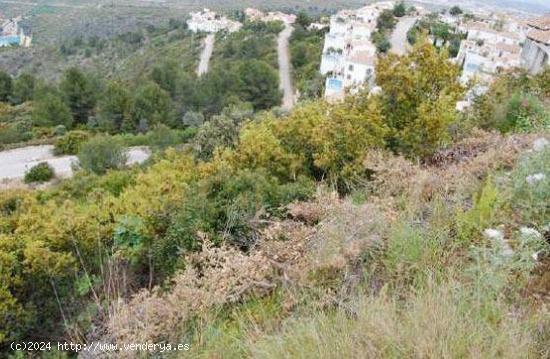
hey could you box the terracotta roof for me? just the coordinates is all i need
[527,15,550,31]
[527,28,550,45]
[495,42,521,53]
[349,51,376,66]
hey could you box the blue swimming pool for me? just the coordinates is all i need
[0,35,20,47]
[327,78,343,91]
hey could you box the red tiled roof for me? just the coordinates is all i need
[527,15,550,31]
[527,28,550,45]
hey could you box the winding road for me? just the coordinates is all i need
[390,16,418,56]
[197,34,215,77]
[277,24,295,110]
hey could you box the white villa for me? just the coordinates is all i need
[187,9,242,33]
[521,15,550,75]
[244,8,297,25]
[320,1,394,101]
[0,16,31,47]
[456,21,522,84]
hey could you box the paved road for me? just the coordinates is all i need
[277,24,295,110]
[390,17,418,56]
[0,145,150,182]
[197,34,215,77]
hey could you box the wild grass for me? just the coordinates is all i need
[250,278,536,359]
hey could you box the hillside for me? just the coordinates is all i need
[97,131,550,358]
[0,17,203,81]
[0,35,549,357]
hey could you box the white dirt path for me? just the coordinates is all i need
[277,24,295,110]
[197,34,215,77]
[390,16,418,56]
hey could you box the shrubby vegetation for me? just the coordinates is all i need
[77,135,128,174]
[289,22,326,99]
[0,32,549,357]
[407,14,466,57]
[470,71,550,133]
[376,41,463,156]
[370,4,405,53]
[53,130,89,155]
[24,162,55,183]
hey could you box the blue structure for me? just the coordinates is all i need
[327,77,343,91]
[0,35,20,47]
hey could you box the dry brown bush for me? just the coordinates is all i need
[105,219,317,350]
[103,188,392,351]
[364,131,539,210]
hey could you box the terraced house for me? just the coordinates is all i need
[456,20,523,84]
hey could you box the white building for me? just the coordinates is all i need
[244,8,296,25]
[0,16,31,48]
[308,22,328,31]
[464,22,521,46]
[319,1,393,100]
[187,9,242,33]
[457,21,523,84]
[521,15,550,75]
[344,51,376,89]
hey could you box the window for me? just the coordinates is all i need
[348,64,354,71]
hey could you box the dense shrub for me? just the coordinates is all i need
[0,70,12,102]
[53,130,90,155]
[193,103,253,160]
[498,92,549,133]
[53,125,67,136]
[290,27,325,99]
[32,92,73,128]
[376,40,463,157]
[146,124,184,150]
[472,70,550,133]
[510,145,549,224]
[156,167,315,277]
[24,162,55,183]
[0,122,33,146]
[77,135,128,174]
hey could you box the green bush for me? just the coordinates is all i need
[53,130,90,155]
[53,125,67,136]
[24,162,55,183]
[499,93,549,133]
[114,126,197,149]
[0,122,32,146]
[77,135,128,174]
[393,1,406,17]
[31,92,73,128]
[510,147,549,225]
[156,168,315,278]
[146,124,183,151]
